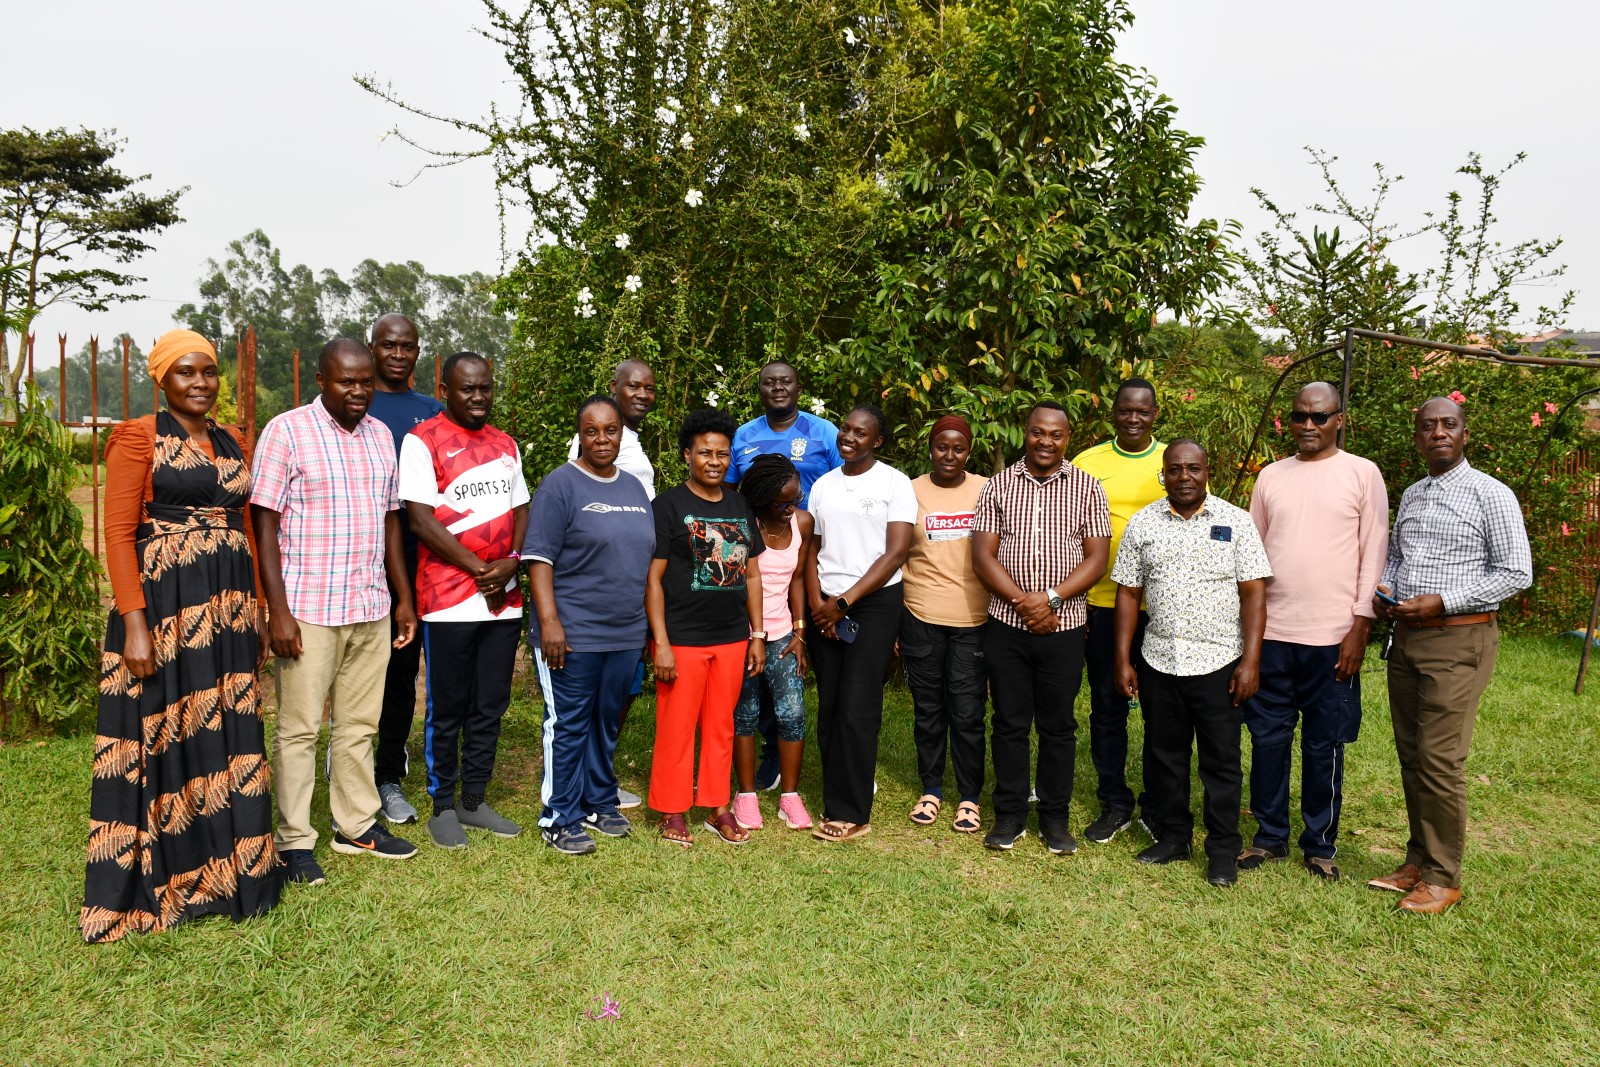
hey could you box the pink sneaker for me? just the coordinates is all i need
[777,792,813,830]
[732,792,763,830]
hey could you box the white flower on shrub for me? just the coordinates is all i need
[576,287,593,304]
[666,96,681,111]
[679,130,695,150]
[733,103,744,115]
[843,28,857,45]
[793,123,810,141]
[685,188,704,207]
[614,232,631,250]
[714,363,724,374]
[810,397,827,416]
[654,105,676,126]
[624,273,643,293]
[706,389,721,407]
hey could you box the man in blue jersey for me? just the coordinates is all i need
[365,313,444,826]
[726,359,843,787]
[726,360,842,508]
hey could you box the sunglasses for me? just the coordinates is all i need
[1288,409,1342,426]
[773,494,802,511]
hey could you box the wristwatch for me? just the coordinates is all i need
[1046,590,1064,612]
[835,596,850,613]
[750,630,768,641]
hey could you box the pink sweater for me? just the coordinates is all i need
[1248,450,1389,646]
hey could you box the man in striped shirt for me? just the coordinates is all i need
[1370,396,1531,914]
[972,402,1111,856]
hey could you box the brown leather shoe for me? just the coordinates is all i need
[1367,862,1422,893]
[1397,881,1461,914]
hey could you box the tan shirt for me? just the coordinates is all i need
[902,473,989,628]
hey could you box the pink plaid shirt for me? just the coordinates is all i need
[250,398,400,627]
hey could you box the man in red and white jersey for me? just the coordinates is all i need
[398,352,531,850]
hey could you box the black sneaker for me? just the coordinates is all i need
[1084,807,1133,844]
[282,848,326,885]
[543,824,598,855]
[1040,820,1078,856]
[585,811,632,838]
[1207,854,1238,887]
[1238,844,1288,871]
[331,823,419,860]
[753,749,781,792]
[1136,837,1192,865]
[983,818,1027,851]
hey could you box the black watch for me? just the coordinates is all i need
[836,596,850,613]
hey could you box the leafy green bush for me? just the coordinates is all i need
[0,388,103,732]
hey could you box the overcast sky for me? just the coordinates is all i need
[6,0,1597,371]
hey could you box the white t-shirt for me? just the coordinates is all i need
[809,460,918,594]
[566,425,655,499]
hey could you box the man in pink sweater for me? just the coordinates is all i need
[1241,382,1388,881]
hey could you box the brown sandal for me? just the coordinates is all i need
[952,801,981,834]
[811,819,871,843]
[704,811,750,845]
[660,813,693,847]
[909,795,941,826]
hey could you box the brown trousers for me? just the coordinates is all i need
[1385,619,1499,888]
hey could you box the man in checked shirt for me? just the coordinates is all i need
[1370,396,1531,914]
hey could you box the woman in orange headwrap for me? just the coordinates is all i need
[80,329,284,943]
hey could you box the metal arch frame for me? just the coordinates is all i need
[1232,325,1600,694]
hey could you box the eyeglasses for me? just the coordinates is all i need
[1288,409,1342,426]
[773,495,802,511]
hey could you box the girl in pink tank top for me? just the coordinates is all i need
[730,456,815,831]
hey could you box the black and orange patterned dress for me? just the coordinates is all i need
[81,411,284,943]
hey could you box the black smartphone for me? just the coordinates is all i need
[836,617,860,644]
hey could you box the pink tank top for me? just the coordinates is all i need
[760,515,802,636]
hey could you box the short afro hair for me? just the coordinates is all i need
[678,407,738,454]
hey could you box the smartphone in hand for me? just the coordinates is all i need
[1374,588,1399,606]
[836,617,861,644]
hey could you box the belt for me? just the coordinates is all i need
[1408,612,1495,629]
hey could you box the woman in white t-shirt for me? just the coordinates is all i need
[804,404,916,842]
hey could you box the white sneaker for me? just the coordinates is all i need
[617,788,642,810]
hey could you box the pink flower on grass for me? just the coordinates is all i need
[1274,416,1282,433]
[1545,402,1559,414]
[1183,389,1195,402]
[1532,412,1543,428]
[1448,390,1467,405]
[1410,366,1421,380]
[1563,522,1572,537]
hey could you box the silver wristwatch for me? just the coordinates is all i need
[1045,590,1063,612]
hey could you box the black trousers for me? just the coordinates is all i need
[1085,605,1148,814]
[985,619,1086,823]
[900,608,988,802]
[375,543,423,786]
[421,618,522,806]
[1139,660,1243,859]
[810,583,903,825]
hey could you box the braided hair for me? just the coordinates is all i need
[738,453,800,512]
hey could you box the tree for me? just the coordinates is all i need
[838,0,1233,471]
[33,335,155,422]
[177,231,510,422]
[0,127,184,408]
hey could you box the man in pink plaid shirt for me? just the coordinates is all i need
[252,338,420,884]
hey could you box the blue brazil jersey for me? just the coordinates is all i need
[725,411,842,508]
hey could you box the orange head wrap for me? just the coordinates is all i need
[148,329,217,384]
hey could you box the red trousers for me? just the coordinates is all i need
[648,641,746,814]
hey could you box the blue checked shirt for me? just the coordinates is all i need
[1380,459,1532,614]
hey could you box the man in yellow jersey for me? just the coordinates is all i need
[1072,379,1166,843]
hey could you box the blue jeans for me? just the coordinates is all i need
[734,632,806,741]
[532,646,642,829]
[1243,640,1362,859]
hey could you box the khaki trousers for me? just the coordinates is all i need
[1386,619,1499,888]
[273,617,391,851]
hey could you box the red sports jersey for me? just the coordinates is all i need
[397,414,531,622]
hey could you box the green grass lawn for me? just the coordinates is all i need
[2,635,1597,1065]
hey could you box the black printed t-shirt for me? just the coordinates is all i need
[652,482,766,647]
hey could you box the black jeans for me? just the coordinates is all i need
[1085,605,1147,814]
[899,608,988,802]
[375,543,422,786]
[1139,660,1243,859]
[421,618,522,807]
[810,583,903,825]
[985,619,1086,824]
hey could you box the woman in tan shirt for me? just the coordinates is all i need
[899,415,990,834]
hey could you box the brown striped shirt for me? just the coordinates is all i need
[973,459,1111,631]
